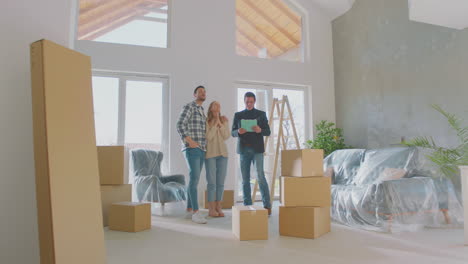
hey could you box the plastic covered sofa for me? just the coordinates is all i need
[324,147,463,232]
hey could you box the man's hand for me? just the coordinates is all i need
[238,128,247,135]
[185,137,199,148]
[252,125,262,133]
[188,140,199,148]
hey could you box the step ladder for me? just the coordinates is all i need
[252,95,301,201]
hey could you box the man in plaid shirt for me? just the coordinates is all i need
[176,85,208,224]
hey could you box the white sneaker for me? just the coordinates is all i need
[192,212,207,224]
[184,211,193,219]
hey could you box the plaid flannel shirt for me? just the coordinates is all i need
[176,101,207,151]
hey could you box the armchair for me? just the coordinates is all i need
[131,149,186,205]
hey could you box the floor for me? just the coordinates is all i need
[105,202,467,264]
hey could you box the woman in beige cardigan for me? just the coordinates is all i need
[205,101,230,217]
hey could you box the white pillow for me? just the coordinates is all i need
[379,168,407,182]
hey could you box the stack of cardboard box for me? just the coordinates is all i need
[279,149,331,239]
[97,146,132,227]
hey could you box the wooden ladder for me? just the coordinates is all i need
[252,95,301,202]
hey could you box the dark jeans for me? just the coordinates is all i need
[239,147,271,208]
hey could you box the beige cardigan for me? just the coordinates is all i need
[206,121,230,159]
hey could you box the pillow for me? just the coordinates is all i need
[352,147,416,185]
[378,168,407,182]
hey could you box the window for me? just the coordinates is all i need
[235,83,309,200]
[235,0,304,62]
[91,72,168,156]
[77,0,170,48]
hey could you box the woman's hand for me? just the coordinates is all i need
[221,116,228,123]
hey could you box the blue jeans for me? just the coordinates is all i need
[184,148,205,211]
[240,147,271,208]
[205,156,228,202]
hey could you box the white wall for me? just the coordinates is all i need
[0,1,74,263]
[75,0,335,197]
[0,0,333,262]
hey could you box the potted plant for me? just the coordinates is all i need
[305,120,350,157]
[402,105,468,182]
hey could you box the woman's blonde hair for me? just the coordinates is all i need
[207,101,223,126]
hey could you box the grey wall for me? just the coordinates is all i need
[333,0,468,149]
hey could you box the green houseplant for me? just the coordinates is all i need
[305,120,349,156]
[402,105,468,180]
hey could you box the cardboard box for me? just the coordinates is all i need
[232,205,268,241]
[97,145,125,185]
[109,202,151,232]
[100,185,132,226]
[281,176,331,207]
[279,206,330,239]
[30,39,106,263]
[204,190,235,209]
[281,149,324,177]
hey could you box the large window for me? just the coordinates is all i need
[235,83,309,200]
[235,0,305,62]
[91,73,168,155]
[77,0,170,48]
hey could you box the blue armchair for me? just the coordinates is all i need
[131,149,186,205]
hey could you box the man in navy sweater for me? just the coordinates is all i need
[231,92,272,215]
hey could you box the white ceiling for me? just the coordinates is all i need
[409,0,468,30]
[310,0,468,30]
[309,0,355,20]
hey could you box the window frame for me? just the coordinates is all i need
[234,81,311,201]
[73,0,172,49]
[234,0,308,62]
[91,71,170,157]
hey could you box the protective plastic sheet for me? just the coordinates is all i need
[130,149,186,211]
[325,147,463,232]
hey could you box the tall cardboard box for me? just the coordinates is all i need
[281,149,324,177]
[204,190,235,209]
[100,184,132,226]
[281,176,331,207]
[232,205,268,241]
[30,39,106,263]
[279,206,330,239]
[97,145,125,185]
[109,202,151,232]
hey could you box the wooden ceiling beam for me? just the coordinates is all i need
[237,29,272,58]
[145,8,168,14]
[237,42,257,57]
[236,10,286,53]
[78,0,145,36]
[144,0,167,4]
[268,0,301,26]
[242,0,299,46]
[135,16,167,23]
[81,9,147,40]
[79,0,134,21]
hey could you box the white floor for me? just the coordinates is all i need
[105,202,467,264]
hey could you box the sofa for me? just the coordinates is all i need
[324,147,463,232]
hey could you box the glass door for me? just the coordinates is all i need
[235,83,309,202]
